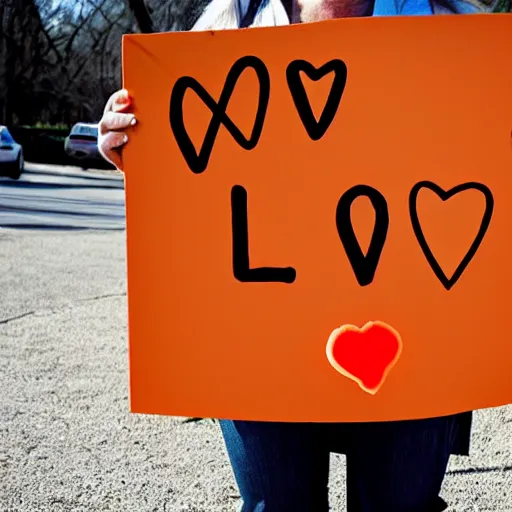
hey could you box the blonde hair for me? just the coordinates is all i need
[191,0,290,30]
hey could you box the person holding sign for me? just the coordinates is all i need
[99,0,510,510]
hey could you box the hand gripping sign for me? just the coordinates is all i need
[122,13,512,422]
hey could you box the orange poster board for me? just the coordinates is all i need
[122,13,512,422]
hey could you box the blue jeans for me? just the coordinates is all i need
[220,416,461,512]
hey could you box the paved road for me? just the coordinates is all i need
[0,162,125,230]
[0,164,510,511]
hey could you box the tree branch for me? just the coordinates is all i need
[126,0,154,33]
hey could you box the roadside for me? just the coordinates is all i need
[0,162,124,231]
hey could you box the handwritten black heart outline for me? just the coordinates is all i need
[409,181,494,291]
[169,56,270,174]
[286,59,347,141]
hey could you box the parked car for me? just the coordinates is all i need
[0,126,24,180]
[64,123,102,168]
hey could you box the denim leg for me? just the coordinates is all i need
[345,415,458,512]
[219,420,330,512]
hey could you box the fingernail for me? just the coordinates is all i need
[130,117,137,126]
[123,134,128,144]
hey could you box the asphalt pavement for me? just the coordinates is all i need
[0,162,125,230]
[0,163,511,511]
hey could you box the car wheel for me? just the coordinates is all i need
[9,152,23,180]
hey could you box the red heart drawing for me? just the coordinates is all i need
[326,321,403,395]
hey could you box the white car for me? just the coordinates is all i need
[0,126,24,180]
[64,123,101,167]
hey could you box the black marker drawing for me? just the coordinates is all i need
[336,185,389,286]
[286,59,347,141]
[170,56,270,174]
[409,181,494,291]
[231,185,296,284]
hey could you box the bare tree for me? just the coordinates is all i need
[128,0,154,32]
[0,0,212,127]
[0,0,58,125]
[144,0,211,31]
